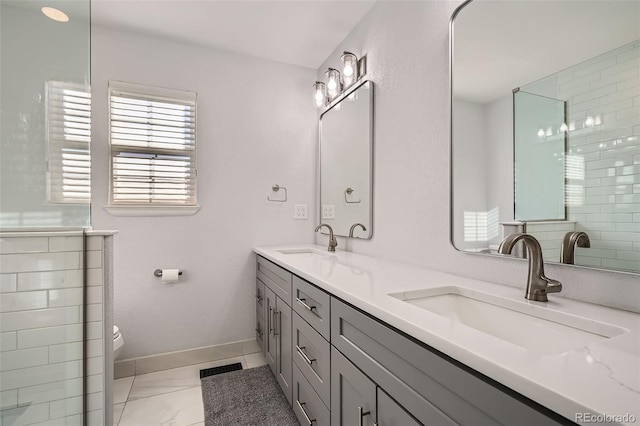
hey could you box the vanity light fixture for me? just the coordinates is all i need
[341,51,358,87]
[325,68,342,101]
[314,51,367,108]
[313,82,326,108]
[42,6,69,22]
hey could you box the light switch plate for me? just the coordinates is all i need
[294,204,308,220]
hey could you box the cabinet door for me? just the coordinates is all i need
[276,296,293,405]
[331,347,376,426]
[377,388,423,426]
[255,278,265,319]
[255,311,266,354]
[265,286,277,374]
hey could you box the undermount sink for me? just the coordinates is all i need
[389,286,627,355]
[276,248,335,257]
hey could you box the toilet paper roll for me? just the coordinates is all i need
[161,269,180,283]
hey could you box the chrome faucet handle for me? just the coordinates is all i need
[560,231,590,264]
[348,223,367,238]
[315,224,338,252]
[498,233,562,302]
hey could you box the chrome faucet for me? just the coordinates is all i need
[315,224,337,252]
[348,223,367,238]
[561,231,590,264]
[498,233,562,302]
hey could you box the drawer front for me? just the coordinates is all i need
[331,298,565,426]
[293,312,330,408]
[293,276,330,339]
[293,364,330,426]
[255,278,265,319]
[257,256,292,306]
[255,310,266,354]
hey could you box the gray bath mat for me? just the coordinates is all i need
[201,364,299,426]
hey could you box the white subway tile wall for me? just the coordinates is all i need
[526,221,577,263]
[0,233,106,426]
[560,41,639,272]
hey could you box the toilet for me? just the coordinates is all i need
[113,326,124,360]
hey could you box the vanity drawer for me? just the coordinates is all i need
[293,312,330,408]
[257,256,292,306]
[293,363,330,426]
[293,276,330,339]
[255,278,265,319]
[331,298,565,426]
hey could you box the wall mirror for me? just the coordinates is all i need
[451,0,639,273]
[319,80,373,239]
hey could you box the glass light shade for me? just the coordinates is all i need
[325,68,342,100]
[341,52,358,87]
[313,81,326,108]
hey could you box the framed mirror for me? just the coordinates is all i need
[319,80,373,239]
[451,0,639,273]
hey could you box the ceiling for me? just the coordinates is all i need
[454,0,640,104]
[90,0,376,70]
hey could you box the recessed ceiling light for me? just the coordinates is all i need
[42,6,69,22]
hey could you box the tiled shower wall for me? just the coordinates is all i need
[0,232,108,426]
[529,40,640,272]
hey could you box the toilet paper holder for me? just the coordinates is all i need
[154,269,183,277]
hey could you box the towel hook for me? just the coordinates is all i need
[268,184,287,202]
[344,187,361,204]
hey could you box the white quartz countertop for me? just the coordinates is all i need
[254,244,640,425]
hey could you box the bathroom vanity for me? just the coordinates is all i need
[254,245,640,426]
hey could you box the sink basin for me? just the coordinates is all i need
[389,286,627,355]
[276,248,335,258]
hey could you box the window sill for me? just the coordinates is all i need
[104,205,200,217]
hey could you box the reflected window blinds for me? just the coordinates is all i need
[46,81,92,204]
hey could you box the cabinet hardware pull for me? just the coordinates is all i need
[255,327,263,337]
[255,294,263,302]
[296,400,316,425]
[273,310,279,336]
[296,297,317,311]
[268,307,273,335]
[296,345,316,365]
[358,406,371,426]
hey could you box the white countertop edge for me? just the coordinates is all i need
[254,244,640,425]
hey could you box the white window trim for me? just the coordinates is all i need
[106,81,199,216]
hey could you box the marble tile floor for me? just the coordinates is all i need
[113,352,268,426]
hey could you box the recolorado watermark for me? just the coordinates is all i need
[575,413,637,424]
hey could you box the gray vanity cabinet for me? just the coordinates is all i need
[275,295,293,405]
[331,298,568,426]
[377,388,422,426]
[255,279,266,352]
[257,256,293,406]
[264,285,277,374]
[331,347,377,426]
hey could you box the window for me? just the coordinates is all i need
[46,81,91,204]
[108,81,197,213]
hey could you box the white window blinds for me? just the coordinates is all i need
[46,81,92,204]
[108,81,197,206]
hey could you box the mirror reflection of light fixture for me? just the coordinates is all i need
[314,51,367,108]
[313,81,326,108]
[325,68,342,101]
[42,6,69,22]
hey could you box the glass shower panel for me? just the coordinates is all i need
[513,90,566,221]
[0,0,91,228]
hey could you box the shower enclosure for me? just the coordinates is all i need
[0,1,104,425]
